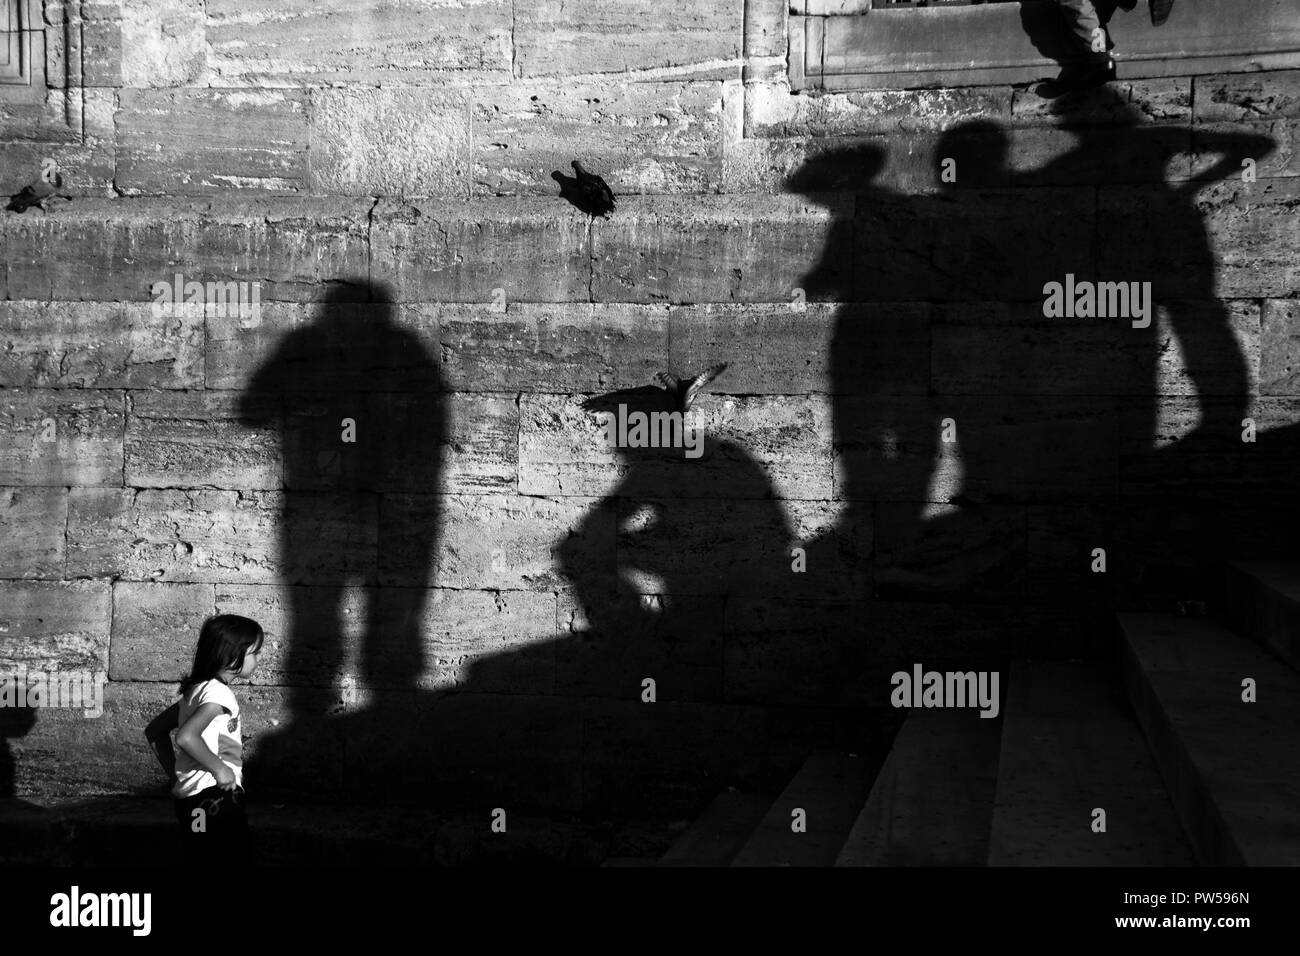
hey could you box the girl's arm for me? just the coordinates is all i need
[143,702,179,778]
[174,702,238,790]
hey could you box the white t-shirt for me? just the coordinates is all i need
[171,679,244,799]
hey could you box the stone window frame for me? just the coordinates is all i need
[787,0,1300,92]
[1,0,33,85]
[0,0,96,146]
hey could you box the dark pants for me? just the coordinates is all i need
[174,785,251,863]
[1056,0,1120,55]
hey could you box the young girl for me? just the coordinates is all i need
[148,614,262,862]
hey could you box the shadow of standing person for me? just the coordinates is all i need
[0,705,36,798]
[236,282,446,794]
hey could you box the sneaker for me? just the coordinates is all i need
[1150,0,1175,26]
[1036,55,1116,100]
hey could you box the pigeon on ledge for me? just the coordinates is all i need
[552,160,616,218]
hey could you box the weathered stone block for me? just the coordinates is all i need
[371,199,591,302]
[1190,120,1298,180]
[591,195,847,303]
[472,83,723,195]
[119,0,207,87]
[438,303,669,393]
[746,81,1011,138]
[109,581,214,681]
[1010,78,1193,126]
[67,487,378,585]
[931,300,1259,397]
[0,301,203,389]
[0,580,111,671]
[0,389,124,487]
[1119,396,1251,490]
[666,303,832,394]
[205,0,511,86]
[614,496,796,596]
[783,497,872,600]
[1262,299,1300,395]
[438,393,518,494]
[213,581,364,688]
[856,186,1095,302]
[181,585,558,693]
[1194,71,1300,123]
[125,389,281,490]
[0,488,67,579]
[1008,125,1196,186]
[381,493,610,590]
[745,0,786,59]
[205,302,441,393]
[515,0,743,79]
[10,682,178,797]
[1,198,372,302]
[730,126,1029,195]
[518,393,834,500]
[0,87,117,199]
[395,588,558,694]
[274,390,436,493]
[309,88,469,197]
[117,88,309,194]
[1100,179,1300,299]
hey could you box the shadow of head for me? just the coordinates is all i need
[935,119,1011,189]
[0,705,37,739]
[578,386,703,463]
[784,142,888,197]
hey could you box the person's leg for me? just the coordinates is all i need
[1150,0,1175,26]
[189,786,252,863]
[215,788,252,864]
[1056,0,1104,52]
[1039,0,1116,99]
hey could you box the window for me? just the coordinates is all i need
[790,0,1300,91]
[0,1,82,142]
[1,0,30,85]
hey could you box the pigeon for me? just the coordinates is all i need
[655,362,729,413]
[551,160,616,218]
[6,172,63,213]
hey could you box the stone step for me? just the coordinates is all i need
[0,796,662,866]
[1119,612,1300,866]
[730,752,875,867]
[659,790,774,867]
[836,710,1000,867]
[988,660,1193,866]
[1224,562,1300,673]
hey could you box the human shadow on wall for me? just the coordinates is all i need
[0,705,36,798]
[793,88,1287,621]
[539,386,882,809]
[229,281,879,818]
[235,283,449,800]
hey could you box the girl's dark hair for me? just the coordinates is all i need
[179,614,264,695]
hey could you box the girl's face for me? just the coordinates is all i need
[233,643,260,679]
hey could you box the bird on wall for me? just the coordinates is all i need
[6,169,64,214]
[655,363,729,414]
[551,160,616,218]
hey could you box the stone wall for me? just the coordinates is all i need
[2,0,1298,813]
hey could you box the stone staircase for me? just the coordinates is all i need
[6,564,1297,867]
[653,563,1300,867]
